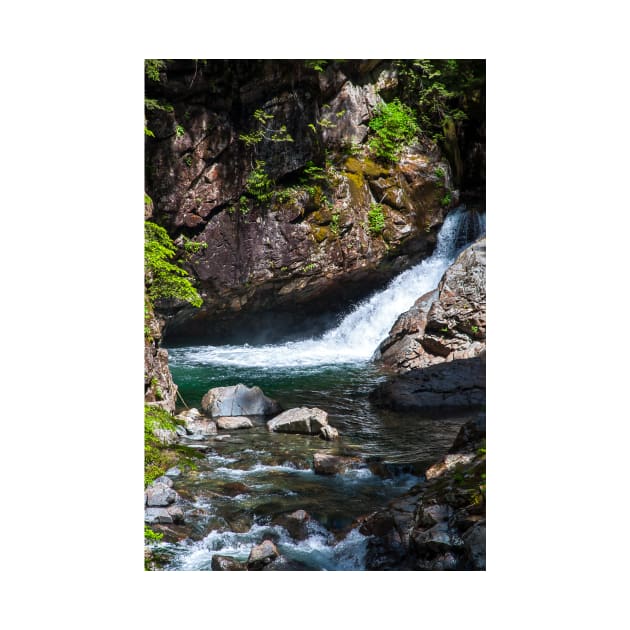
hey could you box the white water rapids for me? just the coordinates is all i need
[170,207,485,369]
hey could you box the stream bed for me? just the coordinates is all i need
[152,361,471,570]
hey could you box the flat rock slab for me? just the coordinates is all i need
[144,507,172,524]
[369,355,485,415]
[267,407,328,435]
[211,555,247,571]
[201,384,281,418]
[216,416,254,430]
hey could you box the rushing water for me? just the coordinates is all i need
[153,207,485,571]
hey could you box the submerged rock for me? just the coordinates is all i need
[247,540,280,570]
[267,407,328,435]
[216,416,254,430]
[201,384,281,418]
[313,452,362,475]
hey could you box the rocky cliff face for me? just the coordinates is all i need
[144,300,177,413]
[375,237,486,373]
[145,60,457,340]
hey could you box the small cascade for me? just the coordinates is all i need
[168,206,485,369]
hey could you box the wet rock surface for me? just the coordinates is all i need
[370,354,485,415]
[267,407,329,435]
[361,413,486,570]
[247,539,280,570]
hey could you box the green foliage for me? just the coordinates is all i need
[302,161,327,182]
[434,166,445,179]
[144,526,163,543]
[182,236,207,260]
[245,161,274,204]
[144,98,174,113]
[367,203,386,235]
[440,192,452,207]
[145,59,166,82]
[307,123,316,134]
[305,60,328,73]
[368,98,419,162]
[239,195,250,215]
[144,405,204,487]
[396,59,485,142]
[183,155,193,167]
[175,125,185,137]
[302,263,316,272]
[144,222,202,307]
[144,127,155,137]
[144,193,152,205]
[317,118,336,129]
[471,325,479,334]
[330,213,340,235]
[239,109,293,146]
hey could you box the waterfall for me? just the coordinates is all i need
[169,207,485,369]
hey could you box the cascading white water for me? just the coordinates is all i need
[170,207,484,369]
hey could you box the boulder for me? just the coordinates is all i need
[463,519,486,570]
[274,509,312,541]
[166,505,185,524]
[145,482,178,507]
[267,407,328,435]
[216,416,254,430]
[211,555,247,571]
[201,384,281,418]
[374,237,486,373]
[247,540,280,570]
[319,425,339,441]
[152,476,173,488]
[313,452,362,475]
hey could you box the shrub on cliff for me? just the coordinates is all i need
[368,98,419,162]
[144,221,202,307]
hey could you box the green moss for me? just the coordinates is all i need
[344,156,390,178]
[312,227,329,242]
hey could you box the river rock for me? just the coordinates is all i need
[319,425,339,441]
[216,416,254,430]
[267,407,328,435]
[151,426,178,446]
[247,540,280,570]
[145,482,178,507]
[144,507,173,524]
[274,509,312,541]
[165,467,181,477]
[425,453,476,480]
[152,476,173,488]
[313,452,362,475]
[201,384,281,418]
[186,417,218,436]
[166,505,185,524]
[211,555,247,571]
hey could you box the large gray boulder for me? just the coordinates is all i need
[375,237,486,373]
[201,384,281,418]
[267,407,328,435]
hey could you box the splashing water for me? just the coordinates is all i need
[169,207,484,369]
